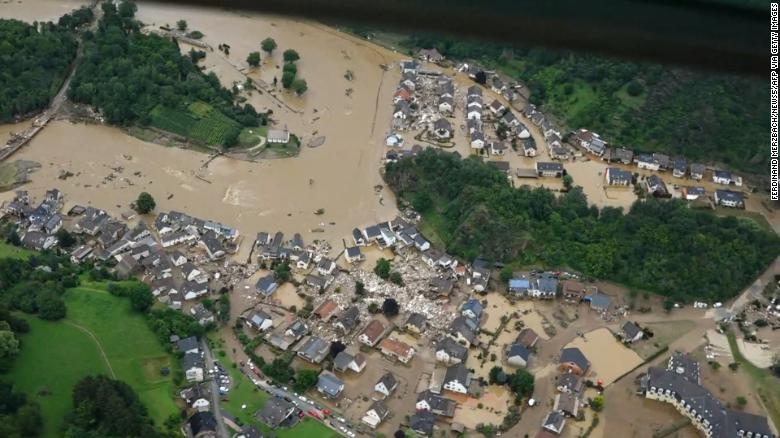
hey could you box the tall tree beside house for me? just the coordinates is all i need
[374,258,391,280]
[293,369,319,393]
[246,51,261,67]
[134,192,156,214]
[261,37,277,55]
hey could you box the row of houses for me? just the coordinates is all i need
[572,128,744,186]
[2,189,64,251]
[522,104,569,160]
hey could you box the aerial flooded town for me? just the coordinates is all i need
[0,1,778,438]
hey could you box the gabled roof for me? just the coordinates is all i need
[367,400,389,419]
[560,347,589,372]
[436,336,468,361]
[622,321,642,339]
[376,372,398,392]
[461,298,483,319]
[359,319,386,343]
[517,328,540,348]
[405,312,427,330]
[506,343,531,362]
[176,336,199,353]
[188,412,217,436]
[336,306,361,331]
[333,351,355,370]
[409,411,435,435]
[557,373,582,392]
[444,363,470,384]
[317,372,344,397]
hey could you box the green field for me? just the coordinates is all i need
[8,318,110,437]
[149,101,240,146]
[8,283,179,437]
[0,241,33,259]
[238,125,268,147]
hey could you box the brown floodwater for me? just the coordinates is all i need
[2,1,406,259]
[0,0,87,23]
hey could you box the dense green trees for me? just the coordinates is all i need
[293,369,319,393]
[147,308,204,347]
[0,19,78,122]
[0,382,43,438]
[68,2,261,144]
[0,253,80,321]
[64,375,166,437]
[399,35,767,173]
[283,49,300,63]
[374,258,391,279]
[385,149,780,302]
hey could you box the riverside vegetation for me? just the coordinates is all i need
[68,1,265,147]
[384,149,780,302]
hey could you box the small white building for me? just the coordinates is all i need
[267,128,290,144]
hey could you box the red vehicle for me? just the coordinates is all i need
[307,409,322,419]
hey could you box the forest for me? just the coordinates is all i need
[398,34,767,173]
[0,20,78,123]
[384,149,780,302]
[68,1,261,147]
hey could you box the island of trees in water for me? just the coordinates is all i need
[384,149,780,302]
[68,1,263,147]
[388,33,767,174]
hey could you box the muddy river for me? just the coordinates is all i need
[1,0,406,260]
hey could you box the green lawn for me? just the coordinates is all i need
[714,207,774,233]
[0,241,33,259]
[62,285,179,426]
[238,125,268,147]
[726,331,780,430]
[8,317,111,438]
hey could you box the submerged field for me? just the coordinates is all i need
[8,283,178,437]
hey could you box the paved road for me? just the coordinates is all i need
[236,363,357,437]
[201,340,231,438]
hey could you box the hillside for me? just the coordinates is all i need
[398,34,767,173]
[384,149,780,302]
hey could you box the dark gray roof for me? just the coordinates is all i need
[543,410,565,430]
[352,228,364,242]
[444,363,469,385]
[606,167,633,184]
[256,396,295,427]
[255,274,278,295]
[333,351,355,370]
[716,189,744,203]
[376,372,398,392]
[365,225,381,238]
[690,163,706,175]
[176,336,199,353]
[188,412,217,436]
[560,347,589,372]
[317,372,344,397]
[622,321,642,339]
[417,390,456,416]
[436,336,468,361]
[346,246,362,258]
[488,161,510,172]
[405,312,427,330]
[557,373,582,392]
[536,162,564,172]
[410,411,436,436]
[434,118,452,131]
[368,400,389,419]
[182,351,204,370]
[506,343,531,361]
[298,336,330,363]
[337,306,360,331]
[448,316,478,344]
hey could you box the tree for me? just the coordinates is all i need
[591,395,605,412]
[246,51,261,67]
[389,272,403,286]
[394,431,406,438]
[0,329,19,359]
[507,369,534,401]
[488,366,508,385]
[283,49,300,63]
[368,302,379,314]
[736,396,747,408]
[128,285,153,313]
[729,362,740,371]
[663,298,675,312]
[499,267,513,283]
[118,1,137,18]
[562,174,574,190]
[329,340,346,358]
[382,298,400,317]
[55,228,77,248]
[274,262,291,283]
[374,258,391,280]
[134,192,156,214]
[261,37,277,54]
[36,291,66,320]
[355,281,365,295]
[282,70,296,89]
[291,78,308,96]
[294,369,319,393]
[626,80,644,96]
[176,19,187,31]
